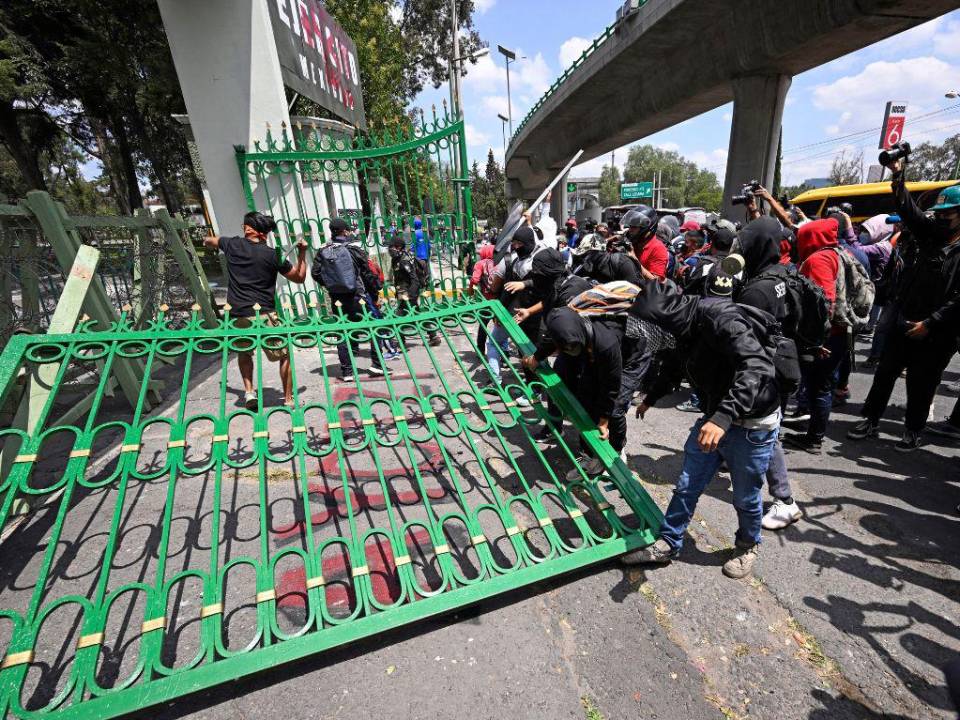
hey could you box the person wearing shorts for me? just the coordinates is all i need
[204,212,307,409]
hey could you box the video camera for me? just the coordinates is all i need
[731,180,762,206]
[879,141,911,168]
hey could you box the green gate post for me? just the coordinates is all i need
[154,209,219,327]
[22,191,152,411]
[0,244,100,512]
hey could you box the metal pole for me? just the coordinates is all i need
[506,57,513,137]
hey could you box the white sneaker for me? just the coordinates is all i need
[565,456,604,481]
[243,391,257,410]
[762,499,802,530]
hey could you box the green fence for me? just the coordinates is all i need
[0,294,661,719]
[235,107,476,316]
[0,193,217,348]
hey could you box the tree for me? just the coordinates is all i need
[902,134,960,182]
[623,144,722,211]
[598,164,620,208]
[306,0,484,129]
[828,149,864,186]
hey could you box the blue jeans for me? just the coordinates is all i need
[485,322,512,380]
[660,418,778,552]
[799,330,847,440]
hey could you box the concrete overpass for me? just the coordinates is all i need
[505,0,960,219]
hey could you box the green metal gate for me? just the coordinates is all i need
[0,293,661,719]
[235,106,476,315]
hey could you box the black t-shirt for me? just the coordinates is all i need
[218,236,292,316]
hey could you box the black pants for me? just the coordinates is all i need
[330,292,382,375]
[861,327,957,431]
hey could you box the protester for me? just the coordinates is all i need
[622,279,781,579]
[847,170,960,451]
[621,205,669,280]
[388,233,441,347]
[312,217,387,380]
[734,217,814,529]
[776,218,849,454]
[484,225,543,392]
[469,243,498,352]
[563,218,580,249]
[204,212,308,409]
[534,306,625,475]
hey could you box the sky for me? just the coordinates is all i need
[414,1,960,186]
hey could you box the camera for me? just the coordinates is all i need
[731,180,762,206]
[879,141,911,167]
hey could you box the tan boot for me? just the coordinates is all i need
[722,542,758,579]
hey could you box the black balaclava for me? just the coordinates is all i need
[529,248,567,297]
[545,307,589,356]
[736,217,782,277]
[628,279,699,338]
[513,225,537,258]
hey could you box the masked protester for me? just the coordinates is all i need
[536,307,625,474]
[623,279,780,579]
[204,212,308,409]
[388,235,440,346]
[484,225,543,391]
[734,218,806,530]
[847,168,960,451]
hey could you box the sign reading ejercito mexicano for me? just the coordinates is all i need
[268,0,367,130]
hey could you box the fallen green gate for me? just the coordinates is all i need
[0,295,661,719]
[235,106,476,316]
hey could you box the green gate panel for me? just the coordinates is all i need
[235,107,477,317]
[0,295,661,719]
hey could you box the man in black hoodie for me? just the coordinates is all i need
[734,218,803,531]
[623,280,780,579]
[536,307,624,477]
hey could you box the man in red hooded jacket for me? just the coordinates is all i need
[782,218,846,453]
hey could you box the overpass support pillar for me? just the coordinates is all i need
[722,74,791,220]
[550,172,569,226]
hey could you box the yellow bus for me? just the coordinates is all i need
[790,180,958,222]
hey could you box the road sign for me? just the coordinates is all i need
[621,181,653,200]
[879,101,907,150]
[566,182,577,193]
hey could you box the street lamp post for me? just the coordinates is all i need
[497,113,509,195]
[497,45,518,138]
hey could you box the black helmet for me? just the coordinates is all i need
[620,205,657,233]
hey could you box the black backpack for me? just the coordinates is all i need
[751,267,829,353]
[736,304,801,398]
[311,243,358,294]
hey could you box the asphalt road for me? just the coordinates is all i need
[3,320,957,720]
[148,336,959,720]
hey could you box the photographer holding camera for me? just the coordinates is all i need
[847,143,960,451]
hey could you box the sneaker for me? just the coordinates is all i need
[947,380,960,394]
[847,418,879,440]
[514,396,531,408]
[341,373,355,382]
[782,433,822,454]
[762,499,802,530]
[621,538,677,566]
[927,419,960,439]
[862,356,880,369]
[534,426,558,444]
[782,407,811,426]
[429,335,442,347]
[565,456,604,481]
[895,429,921,452]
[675,398,701,413]
[244,391,258,411]
[367,365,385,377]
[619,448,627,463]
[382,350,399,362]
[722,542,758,579]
